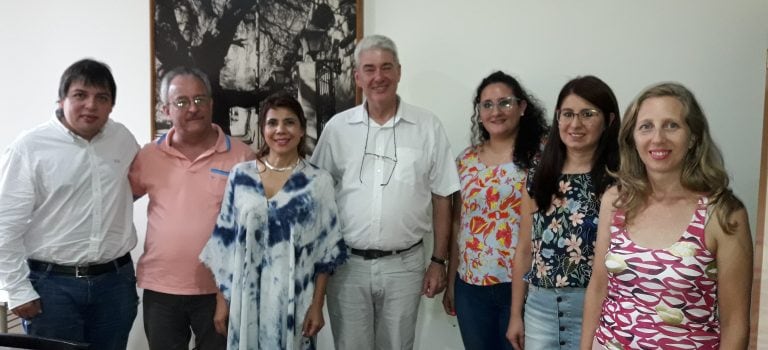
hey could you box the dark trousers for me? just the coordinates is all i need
[142,289,226,350]
[24,262,138,350]
[454,274,514,350]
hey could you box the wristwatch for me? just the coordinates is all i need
[430,256,447,266]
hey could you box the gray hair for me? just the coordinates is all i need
[159,67,212,104]
[354,34,399,68]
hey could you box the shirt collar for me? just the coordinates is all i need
[347,96,416,126]
[157,123,231,153]
[52,115,110,142]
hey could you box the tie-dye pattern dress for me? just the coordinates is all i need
[200,160,347,350]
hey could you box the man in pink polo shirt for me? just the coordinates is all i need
[129,67,255,350]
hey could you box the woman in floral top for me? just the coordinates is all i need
[442,71,547,350]
[506,76,620,350]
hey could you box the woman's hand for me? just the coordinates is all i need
[506,315,525,350]
[508,187,534,350]
[213,292,229,336]
[441,279,456,316]
[442,191,461,315]
[302,302,325,337]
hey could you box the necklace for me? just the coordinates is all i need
[263,158,299,172]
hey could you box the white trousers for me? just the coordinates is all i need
[326,245,424,350]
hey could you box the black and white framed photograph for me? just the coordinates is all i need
[150,0,362,152]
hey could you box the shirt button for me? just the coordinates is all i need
[558,311,564,317]
[556,297,563,302]
[560,340,566,345]
[559,326,565,331]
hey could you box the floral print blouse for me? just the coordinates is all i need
[456,146,525,286]
[523,173,600,288]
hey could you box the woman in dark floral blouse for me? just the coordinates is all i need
[506,76,620,350]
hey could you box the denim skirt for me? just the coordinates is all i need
[524,286,585,350]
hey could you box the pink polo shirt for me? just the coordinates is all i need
[129,125,255,295]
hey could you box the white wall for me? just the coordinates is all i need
[1,1,766,349]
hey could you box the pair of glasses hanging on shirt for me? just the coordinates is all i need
[359,116,398,186]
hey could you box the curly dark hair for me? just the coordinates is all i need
[470,71,548,169]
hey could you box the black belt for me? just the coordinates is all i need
[28,253,132,278]
[350,240,422,260]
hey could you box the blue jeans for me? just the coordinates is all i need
[524,286,585,350]
[23,262,138,350]
[453,274,513,350]
[143,289,226,350]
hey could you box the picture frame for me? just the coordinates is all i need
[150,0,363,152]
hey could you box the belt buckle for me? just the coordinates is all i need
[364,250,387,260]
[375,250,395,259]
[74,265,88,278]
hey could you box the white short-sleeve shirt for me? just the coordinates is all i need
[311,98,460,251]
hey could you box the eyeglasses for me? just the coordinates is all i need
[171,96,211,110]
[479,97,519,112]
[359,118,398,186]
[557,109,601,123]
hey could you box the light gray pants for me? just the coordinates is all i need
[326,245,424,350]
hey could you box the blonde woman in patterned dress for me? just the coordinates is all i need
[581,83,752,349]
[506,76,621,350]
[442,71,547,350]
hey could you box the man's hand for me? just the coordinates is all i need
[421,262,447,298]
[11,299,42,320]
[213,292,229,336]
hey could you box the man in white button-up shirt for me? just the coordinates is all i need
[0,59,139,349]
[311,35,460,350]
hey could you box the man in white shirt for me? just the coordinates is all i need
[311,35,460,349]
[0,59,139,349]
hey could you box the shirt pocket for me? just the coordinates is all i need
[206,168,230,203]
[392,147,424,186]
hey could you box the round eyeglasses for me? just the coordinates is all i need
[557,109,601,123]
[171,96,211,110]
[479,97,519,112]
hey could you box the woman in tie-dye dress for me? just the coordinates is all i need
[201,92,347,350]
[581,83,752,349]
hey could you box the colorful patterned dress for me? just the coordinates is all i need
[595,197,719,349]
[200,160,347,350]
[456,146,525,285]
